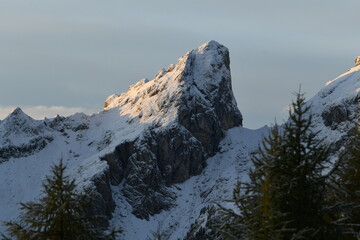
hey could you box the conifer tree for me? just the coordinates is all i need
[220,90,341,240]
[276,91,334,240]
[220,125,288,240]
[2,159,121,240]
[335,124,360,239]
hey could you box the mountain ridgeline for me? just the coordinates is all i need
[0,41,359,239]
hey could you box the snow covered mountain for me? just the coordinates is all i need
[309,64,360,150]
[0,41,358,239]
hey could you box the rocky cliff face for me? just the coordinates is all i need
[0,41,243,231]
[181,58,360,240]
[308,59,360,152]
[100,40,243,219]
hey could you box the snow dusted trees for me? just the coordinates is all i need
[220,91,342,240]
[2,159,120,240]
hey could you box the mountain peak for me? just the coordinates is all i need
[4,107,33,123]
[1,41,245,227]
[11,107,25,116]
[104,41,242,128]
[196,40,226,53]
[0,107,42,139]
[2,42,359,240]
[180,40,231,84]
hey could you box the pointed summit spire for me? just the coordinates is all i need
[11,107,25,116]
[6,107,33,121]
[103,40,242,128]
[2,107,34,125]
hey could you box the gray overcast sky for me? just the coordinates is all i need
[0,0,359,129]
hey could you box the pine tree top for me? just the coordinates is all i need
[2,159,121,240]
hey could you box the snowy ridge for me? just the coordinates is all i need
[0,40,243,237]
[308,63,360,146]
[0,107,49,145]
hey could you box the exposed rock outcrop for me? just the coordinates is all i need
[0,136,53,163]
[101,41,243,219]
[321,103,349,129]
[307,59,360,153]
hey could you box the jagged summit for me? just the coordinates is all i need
[0,41,244,226]
[104,40,242,128]
[3,107,33,122]
[0,107,40,137]
[10,107,26,116]
[99,41,243,219]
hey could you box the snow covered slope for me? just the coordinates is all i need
[308,61,360,150]
[0,42,358,240]
[0,41,244,237]
[111,126,268,240]
[113,58,360,239]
